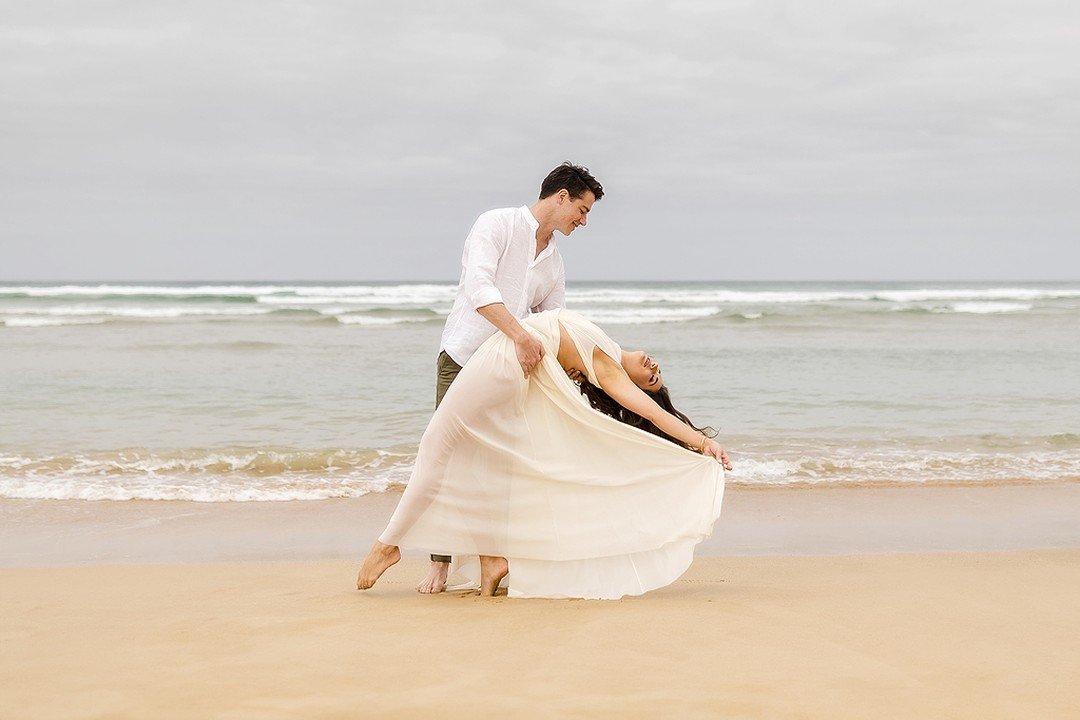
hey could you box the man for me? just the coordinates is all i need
[417,162,604,594]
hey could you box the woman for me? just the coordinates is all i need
[357,308,731,600]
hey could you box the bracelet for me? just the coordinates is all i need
[698,436,708,454]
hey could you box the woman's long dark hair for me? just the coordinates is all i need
[578,379,717,450]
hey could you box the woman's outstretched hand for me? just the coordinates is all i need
[703,439,732,471]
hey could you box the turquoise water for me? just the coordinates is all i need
[2,281,1079,500]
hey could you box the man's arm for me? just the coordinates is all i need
[477,303,545,378]
[458,213,544,378]
[459,214,506,311]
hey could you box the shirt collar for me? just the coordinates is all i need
[521,205,556,246]
[521,205,540,232]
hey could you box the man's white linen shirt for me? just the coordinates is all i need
[440,206,566,366]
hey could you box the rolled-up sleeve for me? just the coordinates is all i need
[461,213,506,310]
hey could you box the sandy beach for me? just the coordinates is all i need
[3,552,1078,719]
[2,483,1079,718]
[4,482,1080,567]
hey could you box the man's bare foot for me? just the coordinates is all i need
[356,542,400,590]
[479,555,509,597]
[417,560,449,594]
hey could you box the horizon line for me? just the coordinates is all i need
[2,278,1079,285]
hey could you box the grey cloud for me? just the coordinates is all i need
[1,0,1077,280]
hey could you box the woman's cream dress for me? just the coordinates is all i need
[378,309,724,599]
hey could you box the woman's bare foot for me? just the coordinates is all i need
[479,555,509,597]
[417,560,449,594]
[356,542,400,590]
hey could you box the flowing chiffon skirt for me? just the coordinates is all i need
[378,309,724,599]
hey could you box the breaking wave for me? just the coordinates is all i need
[2,282,1077,329]
[0,447,414,502]
[2,441,1078,501]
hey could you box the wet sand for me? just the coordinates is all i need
[2,481,1079,566]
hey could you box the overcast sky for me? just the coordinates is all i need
[1,1,1078,281]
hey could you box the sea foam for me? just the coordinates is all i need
[3,444,1078,501]
[0,448,415,502]
[1,317,108,327]
[3,282,1077,329]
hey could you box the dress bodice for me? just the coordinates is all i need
[526,309,622,387]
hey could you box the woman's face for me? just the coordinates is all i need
[624,350,663,391]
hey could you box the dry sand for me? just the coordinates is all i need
[3,551,1078,719]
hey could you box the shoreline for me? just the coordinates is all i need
[2,480,1078,568]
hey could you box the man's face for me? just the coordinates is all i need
[555,189,595,236]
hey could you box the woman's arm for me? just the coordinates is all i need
[592,349,731,468]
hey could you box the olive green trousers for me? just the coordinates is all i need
[430,350,463,563]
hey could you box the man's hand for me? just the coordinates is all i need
[515,333,545,378]
[475,303,544,378]
[702,439,733,471]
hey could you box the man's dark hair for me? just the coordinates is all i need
[539,162,604,201]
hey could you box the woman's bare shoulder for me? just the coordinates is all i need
[556,320,584,369]
[591,345,623,377]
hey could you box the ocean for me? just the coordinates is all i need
[2,281,1079,501]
